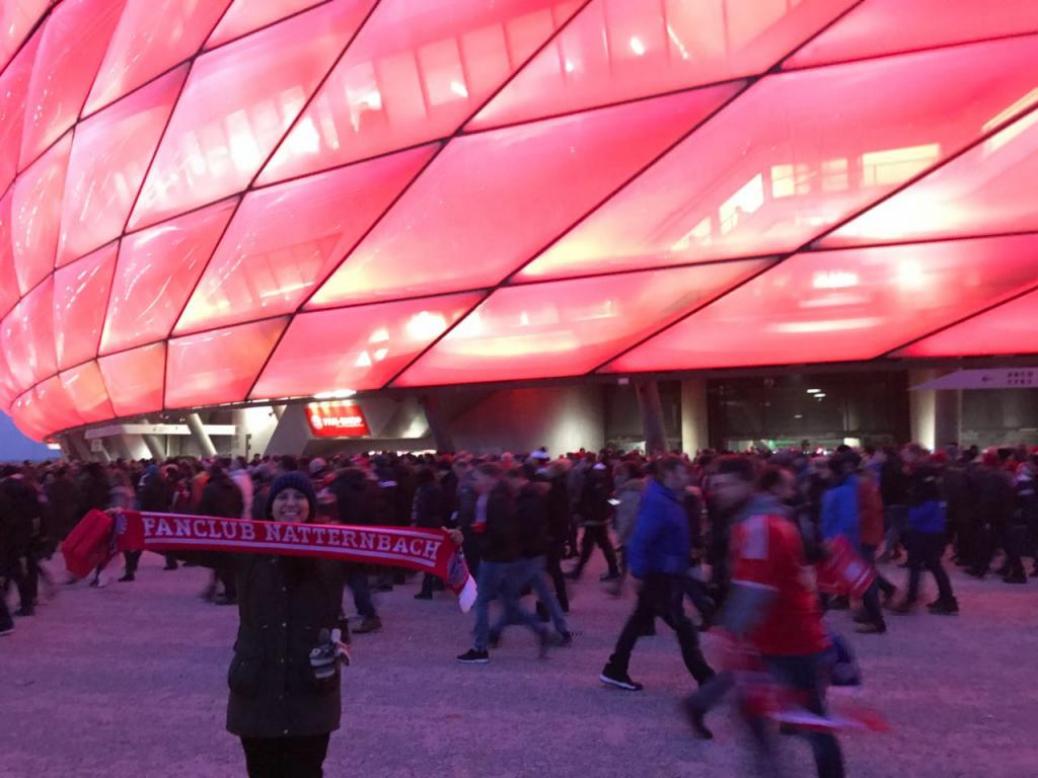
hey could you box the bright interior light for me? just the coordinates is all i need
[313,388,356,400]
[807,388,821,394]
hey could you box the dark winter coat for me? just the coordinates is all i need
[545,476,571,551]
[1,476,40,552]
[514,482,550,559]
[974,466,1016,529]
[138,473,173,513]
[328,470,376,526]
[45,475,81,541]
[199,473,244,519]
[476,483,520,563]
[578,468,613,526]
[226,555,346,737]
[411,482,444,529]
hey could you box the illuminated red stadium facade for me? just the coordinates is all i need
[1,0,1037,456]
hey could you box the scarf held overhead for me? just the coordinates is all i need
[63,509,477,611]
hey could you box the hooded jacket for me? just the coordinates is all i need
[627,478,690,579]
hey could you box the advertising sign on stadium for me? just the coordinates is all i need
[306,401,370,438]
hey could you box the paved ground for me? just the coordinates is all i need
[2,552,1037,777]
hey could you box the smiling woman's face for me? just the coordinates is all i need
[271,487,310,523]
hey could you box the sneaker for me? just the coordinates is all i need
[889,600,915,615]
[927,598,959,615]
[855,622,886,635]
[118,573,135,583]
[557,631,574,647]
[457,649,490,664]
[353,616,382,634]
[599,665,643,691]
[682,700,714,740]
[852,610,870,624]
[0,623,13,636]
[13,607,33,617]
[413,591,433,600]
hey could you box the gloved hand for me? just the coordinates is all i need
[310,628,351,680]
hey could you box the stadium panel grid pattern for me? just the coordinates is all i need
[0,0,1037,441]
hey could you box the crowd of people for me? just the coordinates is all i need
[2,440,1037,776]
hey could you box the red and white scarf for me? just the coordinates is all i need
[63,509,476,611]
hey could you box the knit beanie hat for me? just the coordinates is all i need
[266,471,318,521]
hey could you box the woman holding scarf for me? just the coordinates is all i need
[181,471,349,778]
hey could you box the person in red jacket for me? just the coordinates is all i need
[688,456,845,777]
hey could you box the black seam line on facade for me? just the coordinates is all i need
[292,0,599,320]
[766,0,867,73]
[879,277,1038,360]
[117,59,196,237]
[778,28,1038,74]
[35,350,1038,443]
[286,0,601,393]
[588,89,1038,377]
[237,0,394,405]
[371,76,759,388]
[7,106,1036,415]
[9,20,1036,262]
[100,55,199,409]
[3,12,1036,210]
[0,1,54,84]
[378,75,753,391]
[0,0,340,235]
[4,13,1033,418]
[0,0,334,204]
[803,228,1038,254]
[387,1,872,388]
[77,0,332,122]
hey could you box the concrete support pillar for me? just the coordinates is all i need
[140,422,165,460]
[55,434,74,459]
[909,368,960,451]
[421,394,455,452]
[110,434,134,460]
[264,404,313,456]
[680,379,709,455]
[232,409,250,459]
[635,379,667,455]
[186,412,217,458]
[934,387,962,450]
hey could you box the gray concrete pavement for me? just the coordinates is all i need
[2,553,1036,777]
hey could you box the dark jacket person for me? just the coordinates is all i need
[185,472,347,777]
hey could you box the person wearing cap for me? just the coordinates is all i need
[176,472,349,777]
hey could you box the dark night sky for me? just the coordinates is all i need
[0,411,54,461]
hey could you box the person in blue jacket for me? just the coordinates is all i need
[820,450,861,549]
[893,445,958,615]
[599,456,715,693]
